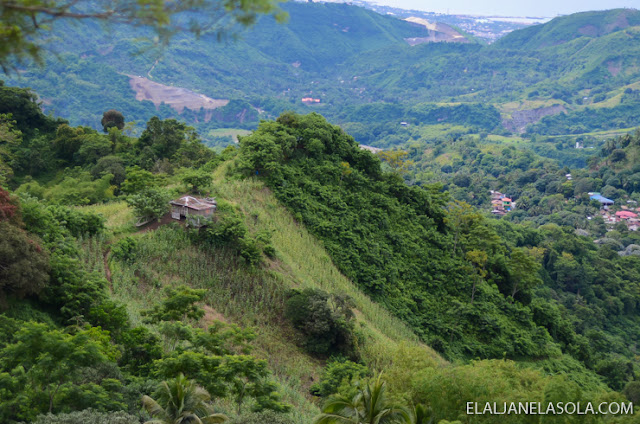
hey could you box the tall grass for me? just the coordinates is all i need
[97,160,445,423]
[76,201,135,235]
[108,224,321,422]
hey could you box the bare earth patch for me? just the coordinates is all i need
[359,144,382,153]
[608,60,622,77]
[128,75,229,114]
[201,305,228,326]
[404,17,469,45]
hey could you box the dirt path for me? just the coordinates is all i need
[103,247,112,284]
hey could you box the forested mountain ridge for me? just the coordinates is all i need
[3,2,437,138]
[5,4,640,150]
[494,8,640,50]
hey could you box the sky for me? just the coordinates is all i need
[370,0,640,17]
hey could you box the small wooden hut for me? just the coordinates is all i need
[170,196,217,227]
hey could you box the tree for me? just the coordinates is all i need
[126,187,170,223]
[0,323,119,421]
[139,117,200,161]
[120,167,160,194]
[465,249,487,304]
[0,113,21,183]
[310,359,369,397]
[610,149,627,163]
[445,201,483,256]
[507,247,542,302]
[75,133,113,165]
[377,150,413,175]
[0,221,50,306]
[142,285,207,324]
[284,289,357,357]
[142,374,228,424]
[52,124,101,165]
[0,83,61,134]
[100,110,125,133]
[313,374,410,424]
[409,404,433,424]
[0,0,287,72]
[91,155,126,186]
[0,187,18,221]
[182,171,213,194]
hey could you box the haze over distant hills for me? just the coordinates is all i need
[4,4,640,157]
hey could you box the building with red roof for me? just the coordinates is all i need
[615,210,638,220]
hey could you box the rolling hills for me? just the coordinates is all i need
[4,5,640,155]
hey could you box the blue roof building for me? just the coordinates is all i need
[589,193,614,206]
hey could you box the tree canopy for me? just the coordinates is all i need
[0,0,287,71]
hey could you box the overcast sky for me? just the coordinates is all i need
[370,0,640,17]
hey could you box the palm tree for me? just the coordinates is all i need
[409,404,433,424]
[313,374,410,424]
[142,373,228,424]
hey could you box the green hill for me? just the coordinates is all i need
[494,8,640,50]
[6,5,640,147]
[1,81,640,422]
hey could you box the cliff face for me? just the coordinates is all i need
[502,104,566,133]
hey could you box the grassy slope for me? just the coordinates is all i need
[80,161,444,422]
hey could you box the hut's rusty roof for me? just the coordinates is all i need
[170,196,216,211]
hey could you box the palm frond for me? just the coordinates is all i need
[143,394,170,421]
[202,413,229,424]
[313,412,359,424]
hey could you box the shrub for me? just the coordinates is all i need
[229,410,295,424]
[197,207,267,266]
[111,237,139,263]
[32,409,137,424]
[284,288,358,358]
[310,358,369,397]
[0,221,50,306]
[47,205,105,237]
[126,187,170,222]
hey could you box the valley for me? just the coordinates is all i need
[2,1,640,423]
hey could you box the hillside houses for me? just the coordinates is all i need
[490,190,514,216]
[589,192,614,207]
[583,192,640,231]
[599,208,640,231]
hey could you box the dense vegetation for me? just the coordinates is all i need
[237,112,640,396]
[4,4,640,423]
[2,74,640,421]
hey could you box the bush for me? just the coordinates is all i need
[197,207,268,266]
[32,409,137,424]
[229,410,295,424]
[126,187,170,222]
[284,288,358,358]
[182,170,212,194]
[310,358,369,397]
[111,237,139,263]
[48,205,105,237]
[0,221,50,306]
[623,381,640,404]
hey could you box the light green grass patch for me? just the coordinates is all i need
[207,128,253,143]
[76,201,135,235]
